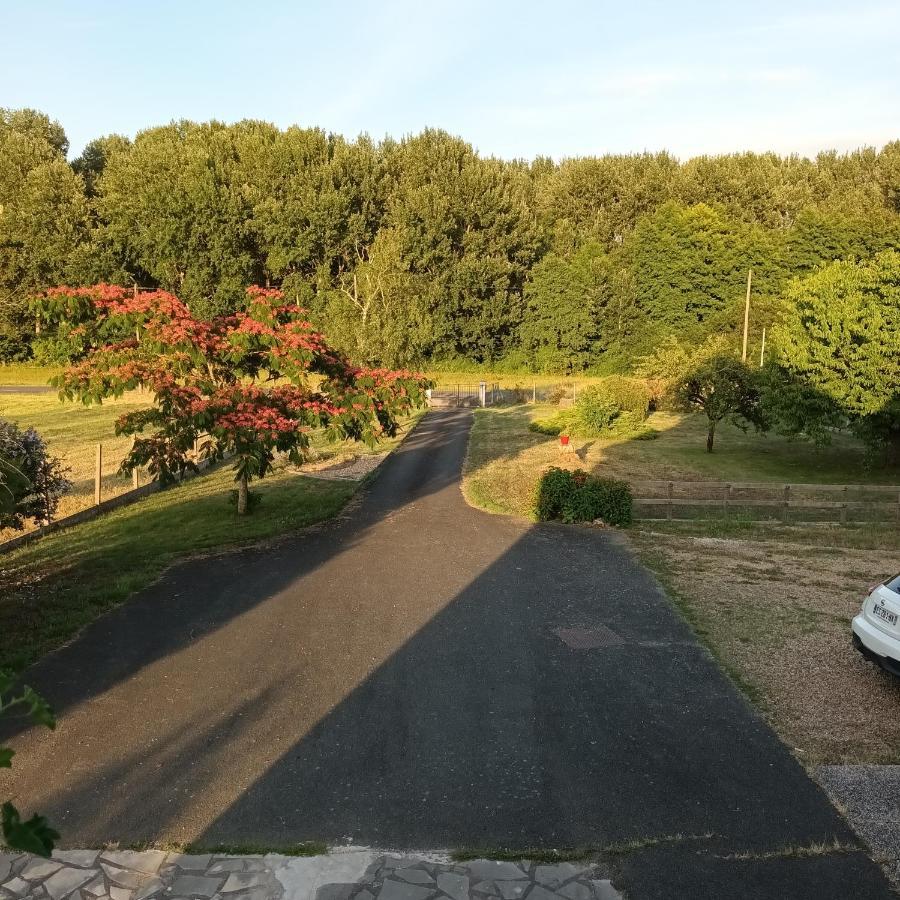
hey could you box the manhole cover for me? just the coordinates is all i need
[553,625,624,649]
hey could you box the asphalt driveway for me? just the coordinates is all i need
[2,410,893,898]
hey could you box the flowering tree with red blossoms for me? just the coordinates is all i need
[34,285,431,514]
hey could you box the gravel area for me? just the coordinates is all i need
[630,531,900,764]
[302,453,389,481]
[816,765,900,884]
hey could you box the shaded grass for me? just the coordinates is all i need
[0,463,358,672]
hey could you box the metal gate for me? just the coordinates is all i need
[426,382,499,408]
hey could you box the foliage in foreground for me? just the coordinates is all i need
[35,284,430,514]
[0,671,58,855]
[0,420,70,529]
[533,467,633,526]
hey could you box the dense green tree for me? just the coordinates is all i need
[771,251,900,460]
[317,227,431,367]
[71,134,131,197]
[0,111,90,360]
[535,152,678,251]
[382,130,541,362]
[2,108,900,374]
[95,120,268,317]
[622,202,754,351]
[676,152,815,228]
[519,242,606,372]
[253,129,385,294]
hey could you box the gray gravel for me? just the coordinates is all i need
[816,764,900,882]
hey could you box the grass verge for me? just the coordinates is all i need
[462,405,892,521]
[0,414,422,673]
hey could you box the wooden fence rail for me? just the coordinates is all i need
[629,480,900,524]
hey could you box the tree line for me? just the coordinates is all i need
[2,107,899,374]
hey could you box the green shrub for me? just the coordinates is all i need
[532,466,579,520]
[0,331,31,363]
[600,376,651,418]
[574,386,620,434]
[529,418,564,436]
[533,467,633,526]
[31,334,76,366]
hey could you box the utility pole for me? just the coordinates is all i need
[759,327,766,368]
[741,269,752,363]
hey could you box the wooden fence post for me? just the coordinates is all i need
[782,484,790,523]
[724,483,731,518]
[133,467,139,489]
[840,485,848,525]
[94,443,102,505]
[667,481,674,520]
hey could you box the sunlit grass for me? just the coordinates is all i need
[0,364,61,386]
[0,375,423,540]
[463,404,895,521]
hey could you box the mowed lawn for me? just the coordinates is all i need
[0,366,419,540]
[0,465,356,672]
[461,403,900,765]
[0,365,425,671]
[463,404,895,520]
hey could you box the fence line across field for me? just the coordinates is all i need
[629,479,900,524]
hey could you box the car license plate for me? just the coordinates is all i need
[873,604,898,626]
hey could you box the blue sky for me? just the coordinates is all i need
[3,0,899,160]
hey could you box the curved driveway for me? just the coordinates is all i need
[2,410,893,898]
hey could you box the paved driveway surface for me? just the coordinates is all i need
[2,410,892,898]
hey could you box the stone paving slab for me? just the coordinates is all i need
[0,851,623,900]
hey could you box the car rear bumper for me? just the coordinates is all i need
[852,614,900,677]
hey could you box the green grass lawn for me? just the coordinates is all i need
[0,372,424,671]
[463,404,897,520]
[0,371,422,540]
[0,364,61,386]
[0,464,357,672]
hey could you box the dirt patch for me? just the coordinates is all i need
[630,530,900,765]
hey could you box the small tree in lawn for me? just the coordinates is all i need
[34,285,431,514]
[675,354,768,452]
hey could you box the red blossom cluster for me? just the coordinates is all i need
[38,285,431,496]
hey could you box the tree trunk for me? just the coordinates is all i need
[706,419,716,453]
[237,474,249,515]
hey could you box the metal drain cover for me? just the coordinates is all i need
[553,625,624,649]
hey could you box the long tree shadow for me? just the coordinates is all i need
[6,401,895,895]
[0,410,469,743]
[17,507,863,858]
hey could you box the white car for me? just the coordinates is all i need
[852,573,900,677]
